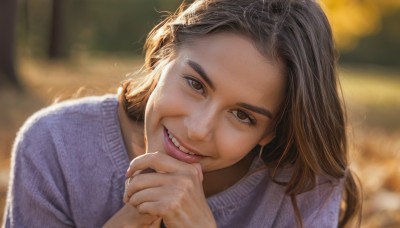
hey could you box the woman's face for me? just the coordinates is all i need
[144,33,285,172]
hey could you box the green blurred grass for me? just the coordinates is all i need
[341,66,400,132]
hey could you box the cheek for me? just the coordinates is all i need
[153,89,182,113]
[144,83,182,152]
[145,78,187,128]
[215,127,261,162]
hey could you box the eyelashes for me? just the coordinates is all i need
[184,76,206,95]
[230,110,257,125]
[182,75,257,126]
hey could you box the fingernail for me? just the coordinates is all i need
[125,167,131,177]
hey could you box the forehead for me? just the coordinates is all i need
[173,33,286,115]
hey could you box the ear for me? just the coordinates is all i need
[258,132,275,146]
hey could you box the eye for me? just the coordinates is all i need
[231,110,257,125]
[184,76,205,95]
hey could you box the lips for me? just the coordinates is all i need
[163,127,204,163]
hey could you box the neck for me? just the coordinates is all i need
[202,151,256,197]
[117,103,145,160]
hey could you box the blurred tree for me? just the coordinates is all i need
[340,10,400,67]
[15,0,400,67]
[321,0,400,51]
[80,0,182,54]
[49,0,67,59]
[0,0,21,89]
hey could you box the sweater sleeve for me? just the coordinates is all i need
[3,114,74,228]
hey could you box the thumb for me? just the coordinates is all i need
[192,163,203,182]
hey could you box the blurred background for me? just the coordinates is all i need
[0,0,399,226]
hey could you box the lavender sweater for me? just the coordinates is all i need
[3,95,342,227]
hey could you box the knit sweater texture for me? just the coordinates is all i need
[3,95,342,227]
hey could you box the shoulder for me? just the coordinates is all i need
[301,175,343,202]
[27,94,117,124]
[6,95,124,227]
[18,95,117,135]
[295,175,343,227]
[11,94,123,183]
[265,167,343,227]
[13,94,119,158]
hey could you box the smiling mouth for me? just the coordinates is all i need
[167,130,198,156]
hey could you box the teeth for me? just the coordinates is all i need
[168,131,196,156]
[179,145,189,153]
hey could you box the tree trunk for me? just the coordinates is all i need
[0,0,21,89]
[49,0,67,59]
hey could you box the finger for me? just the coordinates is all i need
[126,152,191,177]
[128,187,161,208]
[136,201,166,217]
[128,176,202,213]
[125,172,168,201]
[124,168,158,203]
[123,177,131,203]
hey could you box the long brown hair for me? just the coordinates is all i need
[119,0,362,226]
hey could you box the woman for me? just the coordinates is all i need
[4,0,361,227]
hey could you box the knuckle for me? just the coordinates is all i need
[159,200,179,216]
[188,165,199,177]
[132,174,150,191]
[136,203,147,214]
[169,200,180,212]
[131,175,143,188]
[176,176,194,190]
[128,194,139,207]
[141,202,162,217]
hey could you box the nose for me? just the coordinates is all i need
[184,107,216,142]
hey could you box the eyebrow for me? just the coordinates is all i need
[237,102,273,119]
[186,60,215,90]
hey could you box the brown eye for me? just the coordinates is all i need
[236,110,248,120]
[231,110,256,125]
[191,80,203,91]
[185,77,205,95]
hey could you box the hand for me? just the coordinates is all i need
[124,152,217,228]
[102,203,161,228]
